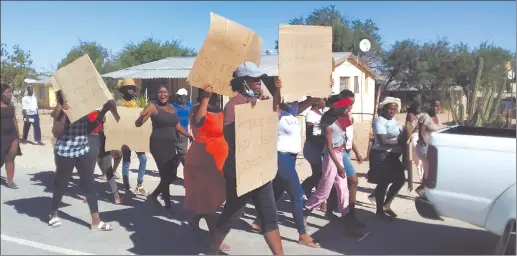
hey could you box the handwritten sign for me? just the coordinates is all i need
[235,100,278,196]
[50,54,113,122]
[278,25,333,102]
[103,107,152,153]
[187,12,263,97]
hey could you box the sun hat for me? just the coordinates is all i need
[378,96,401,112]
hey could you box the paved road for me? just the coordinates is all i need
[0,133,500,255]
[1,164,499,255]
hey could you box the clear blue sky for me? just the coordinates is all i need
[1,1,515,72]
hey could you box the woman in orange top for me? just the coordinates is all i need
[184,84,229,251]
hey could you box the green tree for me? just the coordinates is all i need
[115,37,196,69]
[57,40,119,90]
[1,43,36,100]
[377,39,421,90]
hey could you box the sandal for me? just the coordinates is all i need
[114,192,122,205]
[383,208,398,218]
[48,216,62,228]
[298,239,321,248]
[368,194,375,205]
[91,221,113,231]
[7,182,18,189]
[219,242,231,252]
[135,186,149,196]
[250,222,261,233]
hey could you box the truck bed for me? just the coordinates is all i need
[441,126,516,138]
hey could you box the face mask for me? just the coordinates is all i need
[177,96,186,104]
[242,81,255,98]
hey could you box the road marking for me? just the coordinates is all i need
[1,234,94,255]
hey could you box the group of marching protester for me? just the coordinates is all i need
[0,60,445,254]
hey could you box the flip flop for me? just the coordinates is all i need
[48,216,62,228]
[219,242,231,252]
[383,209,398,218]
[91,221,113,231]
[298,239,321,248]
[250,223,261,233]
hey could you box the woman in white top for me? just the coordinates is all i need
[367,97,405,221]
[251,93,321,248]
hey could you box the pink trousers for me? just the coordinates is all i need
[305,150,350,216]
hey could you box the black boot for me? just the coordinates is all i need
[122,175,130,192]
[343,213,364,237]
[349,204,366,228]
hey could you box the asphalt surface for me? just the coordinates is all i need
[1,162,500,255]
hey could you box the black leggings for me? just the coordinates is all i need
[301,162,338,211]
[52,149,98,214]
[150,158,177,208]
[216,177,279,235]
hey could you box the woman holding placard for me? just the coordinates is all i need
[208,62,284,255]
[183,85,230,251]
[135,85,193,216]
[249,94,322,248]
[49,96,116,231]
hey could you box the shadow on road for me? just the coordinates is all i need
[2,169,500,255]
[306,209,498,255]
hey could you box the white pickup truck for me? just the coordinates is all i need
[415,126,516,255]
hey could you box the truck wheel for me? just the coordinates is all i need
[494,219,516,255]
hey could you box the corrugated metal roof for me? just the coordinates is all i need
[102,52,353,79]
[25,75,51,85]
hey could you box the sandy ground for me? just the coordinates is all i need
[0,104,502,255]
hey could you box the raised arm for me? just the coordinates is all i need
[87,100,118,134]
[297,97,319,115]
[272,77,282,114]
[135,103,155,127]
[192,84,213,127]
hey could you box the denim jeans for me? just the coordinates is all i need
[342,151,356,177]
[273,151,306,234]
[121,146,147,183]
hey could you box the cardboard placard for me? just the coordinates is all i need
[235,100,278,196]
[187,12,263,96]
[103,107,152,153]
[278,25,333,102]
[50,54,113,123]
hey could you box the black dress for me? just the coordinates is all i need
[149,103,179,208]
[0,105,21,167]
[149,103,179,167]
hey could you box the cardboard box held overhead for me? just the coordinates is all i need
[278,25,333,102]
[187,12,263,96]
[50,54,113,122]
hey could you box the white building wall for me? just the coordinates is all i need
[332,60,375,122]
